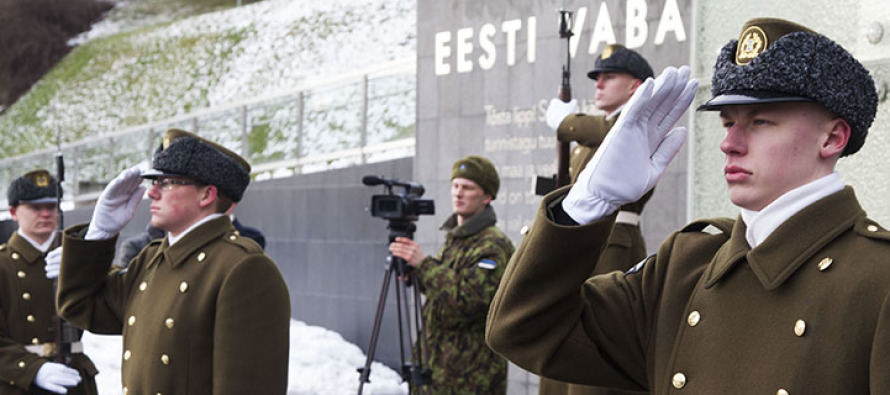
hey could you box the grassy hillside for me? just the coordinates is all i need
[0,0,415,157]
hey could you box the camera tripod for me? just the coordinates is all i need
[357,220,432,394]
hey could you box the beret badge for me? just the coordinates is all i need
[735,25,767,65]
[34,173,50,187]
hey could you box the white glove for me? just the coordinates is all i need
[85,166,146,240]
[45,247,62,279]
[546,98,578,131]
[34,362,82,394]
[563,66,698,224]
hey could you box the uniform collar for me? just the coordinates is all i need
[704,187,862,290]
[7,232,47,263]
[168,213,225,245]
[158,215,235,269]
[441,205,497,238]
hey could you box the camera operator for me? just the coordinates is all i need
[388,155,515,394]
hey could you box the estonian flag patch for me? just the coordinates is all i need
[477,259,497,270]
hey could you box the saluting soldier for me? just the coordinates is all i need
[50,129,291,394]
[541,44,654,395]
[487,17,888,394]
[0,170,98,394]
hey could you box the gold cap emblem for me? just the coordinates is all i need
[735,25,767,65]
[601,44,615,59]
[34,174,49,187]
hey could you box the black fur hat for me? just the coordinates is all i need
[142,129,251,201]
[699,18,878,156]
[587,44,654,81]
[7,169,60,207]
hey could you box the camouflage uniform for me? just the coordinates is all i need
[414,205,514,394]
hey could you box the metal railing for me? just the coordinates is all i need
[0,57,416,209]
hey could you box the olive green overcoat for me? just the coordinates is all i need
[542,112,650,395]
[58,216,291,394]
[488,187,890,394]
[0,233,98,394]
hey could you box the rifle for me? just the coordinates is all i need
[53,129,78,364]
[534,6,574,195]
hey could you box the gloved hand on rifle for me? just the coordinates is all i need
[546,98,579,131]
[563,66,698,224]
[34,362,82,394]
[45,247,61,279]
[85,166,146,241]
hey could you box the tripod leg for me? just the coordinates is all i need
[357,264,396,394]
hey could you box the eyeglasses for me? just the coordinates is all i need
[150,178,201,191]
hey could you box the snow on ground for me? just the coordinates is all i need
[82,319,408,394]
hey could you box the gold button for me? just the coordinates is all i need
[26,315,35,322]
[17,270,25,278]
[161,354,170,365]
[229,234,237,241]
[22,292,31,300]
[179,281,189,293]
[139,281,148,291]
[123,387,128,395]
[31,338,40,344]
[687,311,701,327]
[568,126,575,132]
[794,320,806,337]
[520,225,530,235]
[17,361,25,369]
[11,252,20,260]
[197,252,206,262]
[0,245,5,250]
[9,381,13,385]
[777,389,789,395]
[868,224,879,232]
[128,316,136,326]
[817,257,833,271]
[165,318,175,329]
[124,350,131,361]
[574,146,582,154]
[672,372,686,389]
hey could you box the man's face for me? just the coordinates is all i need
[451,178,492,221]
[146,176,207,236]
[594,71,642,115]
[10,202,57,243]
[719,102,841,211]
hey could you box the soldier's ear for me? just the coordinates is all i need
[197,184,219,209]
[9,206,17,221]
[820,117,851,159]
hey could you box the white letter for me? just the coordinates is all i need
[456,27,474,73]
[501,19,522,66]
[570,7,587,58]
[625,0,647,49]
[435,31,451,76]
[655,0,687,44]
[478,24,497,70]
[527,16,537,63]
[588,2,616,54]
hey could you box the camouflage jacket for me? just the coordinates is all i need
[415,205,515,394]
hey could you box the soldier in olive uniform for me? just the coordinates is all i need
[541,44,654,395]
[389,156,515,394]
[488,18,889,394]
[0,170,98,394]
[53,129,291,394]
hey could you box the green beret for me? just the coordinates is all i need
[451,156,500,199]
[7,169,60,207]
[587,44,654,81]
[699,18,878,156]
[142,129,252,202]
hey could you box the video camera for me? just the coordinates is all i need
[363,175,434,221]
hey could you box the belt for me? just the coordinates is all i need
[615,211,641,226]
[24,341,83,358]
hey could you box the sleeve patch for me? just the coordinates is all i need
[477,259,497,270]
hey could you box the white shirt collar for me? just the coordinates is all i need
[168,213,226,246]
[740,172,844,248]
[606,103,626,120]
[17,230,56,253]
